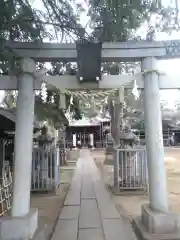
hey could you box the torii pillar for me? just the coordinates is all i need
[133,57,180,239]
[113,88,124,191]
[108,98,115,140]
[114,87,124,145]
[0,58,38,240]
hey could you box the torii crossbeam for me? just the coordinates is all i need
[6,39,180,61]
[1,73,180,90]
[2,40,180,90]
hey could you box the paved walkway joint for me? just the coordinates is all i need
[51,149,132,240]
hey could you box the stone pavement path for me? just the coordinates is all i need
[51,149,133,240]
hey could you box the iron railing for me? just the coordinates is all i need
[114,148,148,193]
[31,147,60,191]
[0,146,62,216]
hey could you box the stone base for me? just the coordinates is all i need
[0,208,38,240]
[132,204,180,240]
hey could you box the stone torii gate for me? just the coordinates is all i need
[1,40,180,240]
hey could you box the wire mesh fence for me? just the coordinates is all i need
[0,168,12,217]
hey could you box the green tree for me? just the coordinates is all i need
[0,0,84,123]
[0,0,84,70]
[88,0,179,42]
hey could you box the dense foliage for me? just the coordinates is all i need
[88,0,179,42]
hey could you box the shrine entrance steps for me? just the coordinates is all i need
[51,149,133,240]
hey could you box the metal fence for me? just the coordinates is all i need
[0,146,61,216]
[114,148,148,193]
[31,147,60,191]
[0,169,12,217]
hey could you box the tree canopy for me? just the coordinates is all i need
[0,0,179,127]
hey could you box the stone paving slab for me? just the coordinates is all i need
[94,181,111,201]
[51,219,78,240]
[59,206,80,220]
[94,183,112,203]
[79,199,101,229]
[64,190,81,206]
[102,219,131,240]
[81,177,95,199]
[98,201,120,219]
[70,180,81,192]
[52,150,132,240]
[78,228,104,240]
[94,184,120,219]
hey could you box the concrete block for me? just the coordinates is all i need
[133,217,180,240]
[142,204,180,234]
[59,206,80,219]
[0,208,38,240]
[132,204,180,240]
[78,228,104,240]
[51,219,78,240]
[79,199,101,229]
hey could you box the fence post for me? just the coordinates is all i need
[0,140,5,183]
[54,148,60,188]
[113,148,119,192]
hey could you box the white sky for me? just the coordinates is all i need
[156,31,180,108]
